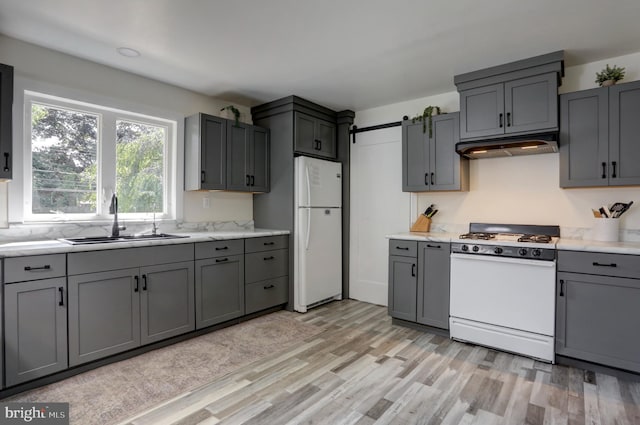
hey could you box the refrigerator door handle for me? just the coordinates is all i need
[305,208,311,250]
[305,164,312,207]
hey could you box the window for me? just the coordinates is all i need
[25,92,174,221]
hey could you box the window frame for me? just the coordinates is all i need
[23,90,176,222]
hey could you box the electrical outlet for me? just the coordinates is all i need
[202,197,210,208]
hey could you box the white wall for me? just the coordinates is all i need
[0,35,253,225]
[355,52,640,237]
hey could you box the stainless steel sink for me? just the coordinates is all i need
[60,233,190,245]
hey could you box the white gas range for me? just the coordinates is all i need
[449,223,560,362]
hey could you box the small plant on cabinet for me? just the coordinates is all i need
[411,106,441,137]
[595,64,626,86]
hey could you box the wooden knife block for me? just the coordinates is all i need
[410,214,431,232]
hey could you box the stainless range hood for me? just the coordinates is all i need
[455,133,558,159]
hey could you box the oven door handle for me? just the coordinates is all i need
[450,253,556,268]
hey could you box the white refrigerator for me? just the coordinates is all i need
[294,156,342,313]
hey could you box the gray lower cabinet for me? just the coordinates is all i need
[140,262,195,345]
[556,250,640,373]
[294,111,336,159]
[245,236,288,314]
[560,80,640,188]
[402,113,467,192]
[195,254,245,329]
[4,277,67,386]
[416,242,450,329]
[68,268,141,366]
[388,240,418,321]
[67,244,195,366]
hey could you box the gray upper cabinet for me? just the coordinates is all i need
[226,121,270,192]
[402,112,467,192]
[186,113,269,192]
[560,80,640,188]
[185,113,226,190]
[556,250,640,373]
[140,261,195,345]
[609,80,640,186]
[4,277,68,386]
[294,111,336,159]
[416,242,450,329]
[455,51,563,142]
[460,73,558,140]
[0,63,13,181]
[559,88,608,187]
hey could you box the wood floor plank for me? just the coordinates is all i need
[118,300,640,425]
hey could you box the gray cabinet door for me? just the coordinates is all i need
[0,63,13,181]
[4,277,68,386]
[140,261,195,345]
[505,73,558,134]
[294,112,317,156]
[226,121,252,191]
[316,119,337,159]
[251,126,270,192]
[430,113,461,191]
[609,80,640,186]
[559,88,609,188]
[402,120,429,191]
[200,114,227,190]
[388,255,417,321]
[556,272,640,373]
[459,83,504,139]
[195,255,244,329]
[416,242,450,329]
[294,112,336,159]
[68,268,140,366]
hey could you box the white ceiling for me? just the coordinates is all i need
[1,0,640,112]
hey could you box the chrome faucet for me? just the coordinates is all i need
[109,193,126,237]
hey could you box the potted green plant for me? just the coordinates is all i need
[411,106,441,137]
[595,64,626,87]
[220,105,241,126]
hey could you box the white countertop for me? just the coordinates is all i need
[387,232,640,255]
[0,229,289,257]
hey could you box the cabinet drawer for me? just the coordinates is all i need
[195,239,244,259]
[245,249,288,283]
[68,244,194,275]
[245,276,288,314]
[389,240,417,257]
[558,250,640,279]
[4,254,66,283]
[245,235,288,253]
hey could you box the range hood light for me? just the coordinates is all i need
[473,150,487,154]
[521,145,538,150]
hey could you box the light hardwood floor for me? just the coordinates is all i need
[122,300,640,425]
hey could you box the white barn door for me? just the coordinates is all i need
[349,127,411,306]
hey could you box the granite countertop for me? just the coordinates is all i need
[0,229,289,257]
[386,232,640,255]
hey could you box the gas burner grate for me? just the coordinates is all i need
[459,232,496,240]
[517,234,552,243]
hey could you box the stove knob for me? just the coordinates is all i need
[532,249,541,257]
[461,244,468,252]
[518,248,528,256]
[494,247,503,254]
[472,245,479,252]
